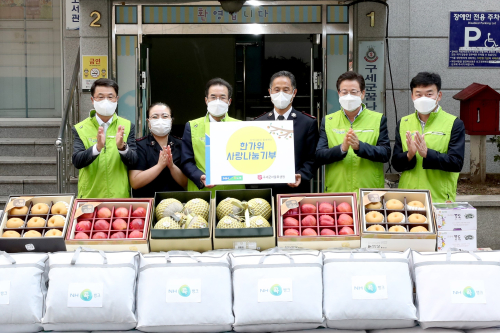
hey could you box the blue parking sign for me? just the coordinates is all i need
[449,12,500,67]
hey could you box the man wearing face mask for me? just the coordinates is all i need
[181,78,245,195]
[392,72,465,202]
[72,78,137,198]
[253,70,319,194]
[129,103,187,197]
[316,71,391,192]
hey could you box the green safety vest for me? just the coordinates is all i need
[398,107,458,203]
[324,106,384,193]
[75,110,131,199]
[187,114,245,195]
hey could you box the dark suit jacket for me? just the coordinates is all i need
[253,107,319,195]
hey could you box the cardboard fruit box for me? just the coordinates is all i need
[0,194,75,252]
[276,193,361,250]
[433,202,477,231]
[65,198,153,253]
[359,188,437,251]
[150,191,213,252]
[213,189,275,251]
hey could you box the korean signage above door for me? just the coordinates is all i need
[141,5,321,24]
[449,12,500,67]
[358,41,384,113]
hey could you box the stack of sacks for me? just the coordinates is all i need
[136,250,234,332]
[368,327,466,332]
[412,250,500,330]
[322,249,417,330]
[230,248,324,332]
[0,251,48,333]
[42,247,139,331]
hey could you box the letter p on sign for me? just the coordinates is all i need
[464,27,481,47]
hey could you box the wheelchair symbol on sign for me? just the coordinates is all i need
[485,33,498,48]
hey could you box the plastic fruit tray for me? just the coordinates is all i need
[278,194,359,237]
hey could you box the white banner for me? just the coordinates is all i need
[206,121,296,185]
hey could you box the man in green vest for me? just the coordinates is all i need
[181,78,245,195]
[392,72,465,202]
[72,78,137,198]
[316,71,391,192]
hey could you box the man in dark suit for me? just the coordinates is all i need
[253,70,319,195]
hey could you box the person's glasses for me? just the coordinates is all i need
[93,95,117,102]
[150,113,171,120]
[339,89,362,96]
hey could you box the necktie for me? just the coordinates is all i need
[278,115,285,120]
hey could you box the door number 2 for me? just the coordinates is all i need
[90,11,101,27]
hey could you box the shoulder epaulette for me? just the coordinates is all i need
[253,112,268,120]
[301,111,316,119]
[136,136,148,142]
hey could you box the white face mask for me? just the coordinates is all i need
[93,99,117,117]
[149,118,172,137]
[413,96,438,115]
[271,91,294,110]
[207,99,229,117]
[339,94,362,112]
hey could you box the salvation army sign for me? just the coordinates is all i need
[449,12,500,67]
[206,121,295,185]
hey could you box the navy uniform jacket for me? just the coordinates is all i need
[253,108,319,195]
[131,134,184,198]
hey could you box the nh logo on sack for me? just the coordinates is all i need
[166,279,201,303]
[258,279,293,302]
[68,283,103,307]
[352,275,388,299]
[451,280,486,303]
[0,281,10,305]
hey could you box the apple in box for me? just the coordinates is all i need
[321,228,336,236]
[132,207,147,218]
[284,207,299,215]
[92,232,108,239]
[319,202,334,214]
[97,207,112,219]
[284,229,299,236]
[337,202,352,213]
[301,204,316,214]
[339,226,354,235]
[114,207,129,218]
[301,215,317,226]
[94,219,110,231]
[76,221,91,231]
[75,232,89,239]
[129,230,143,238]
[110,231,126,239]
[338,213,353,225]
[112,219,127,230]
[283,217,299,227]
[319,215,335,226]
[79,211,94,220]
[302,228,317,236]
[130,218,145,230]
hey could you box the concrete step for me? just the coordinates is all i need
[0,138,56,157]
[0,118,61,138]
[0,176,77,195]
[0,156,57,176]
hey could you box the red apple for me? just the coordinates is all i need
[97,207,112,218]
[131,207,146,218]
[110,231,126,239]
[301,215,317,226]
[338,213,354,225]
[284,207,299,215]
[92,232,108,239]
[319,202,334,214]
[74,232,89,239]
[337,202,352,213]
[129,230,143,238]
[284,229,299,236]
[112,219,127,230]
[94,219,110,231]
[79,211,94,219]
[302,228,318,236]
[301,204,317,214]
[114,207,129,218]
[339,226,355,235]
[321,228,336,236]
[319,215,335,226]
[76,221,92,231]
[130,218,145,230]
[283,217,299,227]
